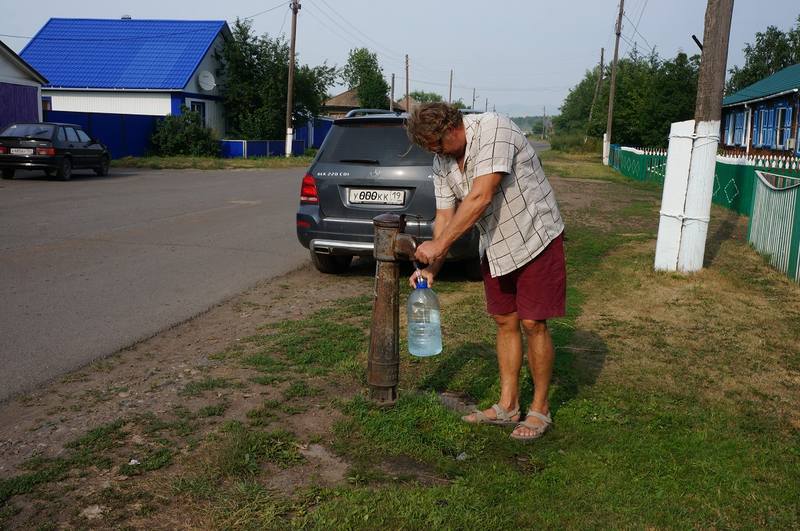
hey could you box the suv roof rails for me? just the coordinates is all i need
[344,108,402,117]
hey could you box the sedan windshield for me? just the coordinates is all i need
[0,124,56,139]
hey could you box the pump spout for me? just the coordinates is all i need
[394,233,417,261]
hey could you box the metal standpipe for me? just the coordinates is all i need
[367,213,416,405]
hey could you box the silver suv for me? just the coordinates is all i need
[296,112,480,275]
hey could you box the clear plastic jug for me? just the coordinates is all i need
[407,278,442,357]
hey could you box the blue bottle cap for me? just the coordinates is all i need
[416,277,428,289]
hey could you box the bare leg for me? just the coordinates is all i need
[462,312,522,421]
[512,319,554,437]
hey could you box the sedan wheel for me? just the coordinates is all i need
[94,156,110,177]
[57,158,72,181]
[1,169,14,180]
[310,251,352,274]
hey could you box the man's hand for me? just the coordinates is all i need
[408,267,436,289]
[415,240,447,265]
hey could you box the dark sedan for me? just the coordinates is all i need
[0,122,110,181]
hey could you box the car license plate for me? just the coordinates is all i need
[348,188,405,205]
[10,148,33,155]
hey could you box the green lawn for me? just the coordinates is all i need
[3,150,798,529]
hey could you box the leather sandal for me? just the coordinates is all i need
[462,403,520,426]
[510,410,552,442]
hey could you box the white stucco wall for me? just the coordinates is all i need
[43,90,172,116]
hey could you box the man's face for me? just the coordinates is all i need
[424,126,465,158]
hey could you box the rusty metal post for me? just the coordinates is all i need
[368,214,416,405]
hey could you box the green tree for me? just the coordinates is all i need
[451,99,468,110]
[726,15,800,94]
[217,19,336,139]
[410,90,444,103]
[555,48,699,148]
[342,48,390,108]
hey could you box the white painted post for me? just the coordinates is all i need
[655,120,696,270]
[676,120,720,271]
[603,133,610,166]
[284,128,293,157]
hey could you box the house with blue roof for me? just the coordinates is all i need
[20,17,231,152]
[720,63,800,158]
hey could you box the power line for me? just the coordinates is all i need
[278,5,291,36]
[304,0,448,77]
[623,13,655,54]
[312,0,404,61]
[243,1,291,20]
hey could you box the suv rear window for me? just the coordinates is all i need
[318,122,433,166]
[1,124,55,139]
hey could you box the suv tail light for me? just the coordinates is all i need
[36,147,56,156]
[0,146,6,154]
[300,173,319,204]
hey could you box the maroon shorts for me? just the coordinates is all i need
[481,233,566,321]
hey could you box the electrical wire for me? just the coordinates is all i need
[623,13,655,54]
[278,5,291,36]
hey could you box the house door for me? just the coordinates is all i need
[190,101,206,127]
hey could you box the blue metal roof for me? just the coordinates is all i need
[723,63,800,106]
[20,18,227,90]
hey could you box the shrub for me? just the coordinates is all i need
[150,107,220,157]
[549,133,603,153]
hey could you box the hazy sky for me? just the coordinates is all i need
[3,1,799,116]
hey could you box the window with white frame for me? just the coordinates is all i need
[776,106,792,150]
[724,113,735,145]
[734,111,744,145]
[753,110,763,147]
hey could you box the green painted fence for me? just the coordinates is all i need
[609,144,800,282]
[748,171,800,282]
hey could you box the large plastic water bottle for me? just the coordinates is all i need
[407,278,442,357]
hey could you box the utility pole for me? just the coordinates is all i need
[284,0,301,157]
[405,55,410,113]
[448,69,453,103]
[484,98,488,112]
[603,0,624,165]
[472,88,476,110]
[542,106,546,140]
[654,0,734,273]
[586,47,605,142]
[390,73,395,111]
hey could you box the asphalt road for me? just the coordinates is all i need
[0,167,309,401]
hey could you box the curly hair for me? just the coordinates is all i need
[406,102,463,148]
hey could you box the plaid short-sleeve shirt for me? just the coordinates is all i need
[433,113,564,278]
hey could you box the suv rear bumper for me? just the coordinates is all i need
[310,239,374,255]
[297,207,480,260]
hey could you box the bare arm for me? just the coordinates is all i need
[415,172,503,265]
[409,207,453,288]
